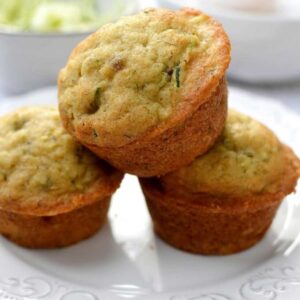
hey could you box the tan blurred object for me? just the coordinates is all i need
[211,0,278,12]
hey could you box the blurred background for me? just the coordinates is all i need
[0,0,299,114]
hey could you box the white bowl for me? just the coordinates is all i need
[0,32,90,95]
[0,0,138,95]
[158,0,300,83]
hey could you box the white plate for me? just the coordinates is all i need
[0,87,300,300]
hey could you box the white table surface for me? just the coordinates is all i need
[231,80,300,115]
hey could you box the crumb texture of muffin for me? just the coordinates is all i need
[161,109,288,196]
[59,7,230,147]
[140,110,300,254]
[0,106,102,196]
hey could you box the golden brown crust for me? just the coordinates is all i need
[157,145,300,210]
[143,192,279,254]
[79,78,227,177]
[0,164,123,217]
[139,145,300,254]
[0,198,110,249]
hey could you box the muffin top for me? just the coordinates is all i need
[58,8,230,147]
[161,110,288,197]
[0,106,122,215]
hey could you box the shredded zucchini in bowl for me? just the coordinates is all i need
[0,0,125,33]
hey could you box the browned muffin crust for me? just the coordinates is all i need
[142,187,281,254]
[0,198,110,248]
[0,163,123,217]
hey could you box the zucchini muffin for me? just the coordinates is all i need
[58,8,230,177]
[0,106,123,248]
[140,110,300,254]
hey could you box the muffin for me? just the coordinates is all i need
[0,106,123,248]
[140,110,300,254]
[58,8,230,177]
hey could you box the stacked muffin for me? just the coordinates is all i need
[58,8,230,177]
[0,8,299,252]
